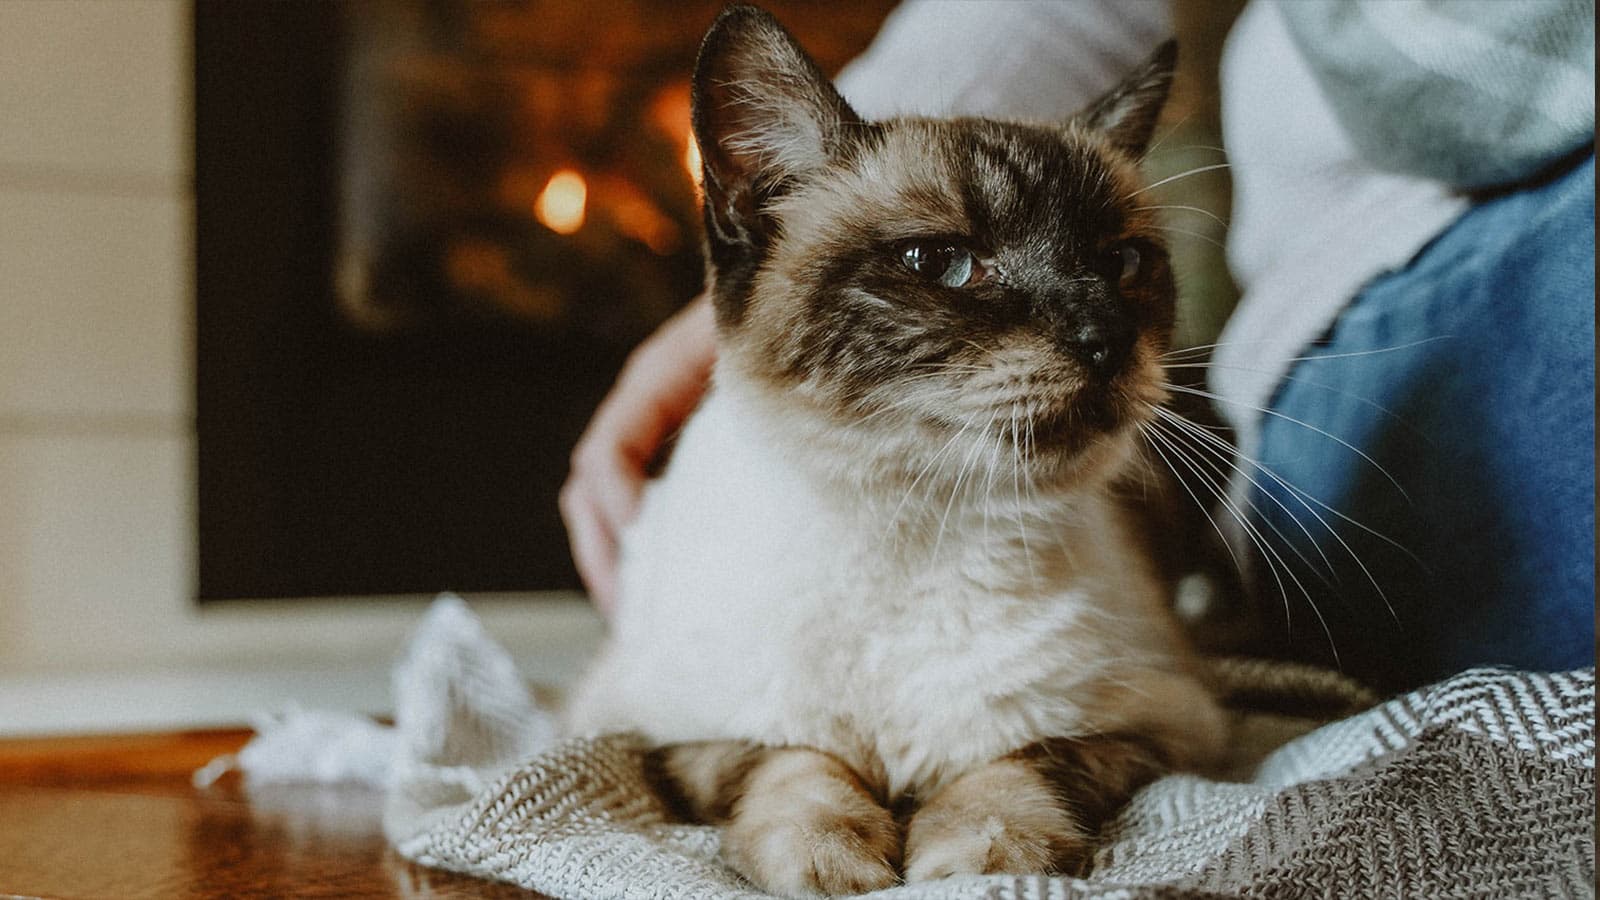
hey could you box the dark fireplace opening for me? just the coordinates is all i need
[194,1,894,600]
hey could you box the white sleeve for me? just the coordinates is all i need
[835,0,1172,122]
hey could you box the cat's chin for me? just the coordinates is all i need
[1024,401,1119,448]
[811,392,1148,489]
[991,382,1153,451]
[1013,420,1143,487]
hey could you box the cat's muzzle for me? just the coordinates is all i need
[1047,305,1136,381]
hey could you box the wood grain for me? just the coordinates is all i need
[0,730,548,899]
[0,729,251,793]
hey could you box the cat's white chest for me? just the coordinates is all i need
[563,389,856,718]
[564,386,1204,796]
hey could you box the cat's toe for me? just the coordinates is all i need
[804,822,901,895]
[724,802,900,897]
[903,809,1089,882]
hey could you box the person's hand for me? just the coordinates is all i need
[561,296,717,615]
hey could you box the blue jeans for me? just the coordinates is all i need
[1249,155,1595,692]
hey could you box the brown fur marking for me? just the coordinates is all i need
[902,734,1173,882]
[904,757,1090,880]
[646,740,770,823]
[1007,732,1173,831]
[724,747,900,896]
[647,741,901,896]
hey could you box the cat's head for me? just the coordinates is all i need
[692,5,1178,488]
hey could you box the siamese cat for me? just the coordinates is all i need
[567,7,1226,896]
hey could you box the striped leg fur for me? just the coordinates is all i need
[903,734,1170,881]
[647,741,900,898]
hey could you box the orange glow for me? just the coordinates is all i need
[535,169,587,234]
[647,84,700,188]
[605,176,682,255]
[685,130,703,187]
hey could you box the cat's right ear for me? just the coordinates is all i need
[691,6,862,270]
[1077,40,1178,158]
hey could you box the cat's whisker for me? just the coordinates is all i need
[1023,412,1047,580]
[1022,404,1042,506]
[1138,428,1245,591]
[1280,336,1455,364]
[885,372,982,390]
[1143,424,1278,586]
[931,411,993,566]
[1144,423,1340,663]
[1145,421,1324,617]
[878,413,974,549]
[980,412,1004,555]
[1049,524,1081,581]
[1139,110,1198,160]
[1147,407,1230,432]
[1149,224,1227,251]
[959,338,997,359]
[1007,405,1038,588]
[1152,405,1408,625]
[1139,432,1235,570]
[1145,150,1337,175]
[866,376,969,396]
[849,404,911,429]
[1125,162,1233,198]
[1164,383,1413,505]
[1143,142,1228,159]
[1157,344,1224,362]
[850,391,957,429]
[1134,203,1229,228]
[1231,433,1426,577]
[903,364,990,375]
[1161,361,1430,441]
[1157,337,1301,360]
[1159,334,1453,364]
[1151,412,1336,581]
[904,358,993,372]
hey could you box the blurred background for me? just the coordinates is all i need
[0,0,1236,735]
[194,0,894,602]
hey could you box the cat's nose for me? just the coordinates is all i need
[1060,320,1135,378]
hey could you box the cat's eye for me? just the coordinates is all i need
[900,241,980,288]
[1104,241,1143,289]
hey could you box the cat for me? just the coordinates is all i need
[564,6,1227,896]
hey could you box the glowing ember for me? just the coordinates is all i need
[535,169,587,234]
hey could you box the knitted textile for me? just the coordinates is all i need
[256,597,1597,899]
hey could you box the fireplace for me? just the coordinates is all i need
[194,1,893,600]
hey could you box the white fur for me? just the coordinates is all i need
[566,367,1224,798]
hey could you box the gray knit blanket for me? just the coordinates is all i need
[326,599,1593,899]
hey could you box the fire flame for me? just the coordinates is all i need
[535,169,587,234]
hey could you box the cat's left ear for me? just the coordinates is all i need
[691,6,863,252]
[1077,40,1178,158]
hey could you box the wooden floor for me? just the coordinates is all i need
[0,729,549,899]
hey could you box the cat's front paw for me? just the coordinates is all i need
[720,749,900,898]
[902,760,1088,882]
[724,805,899,897]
